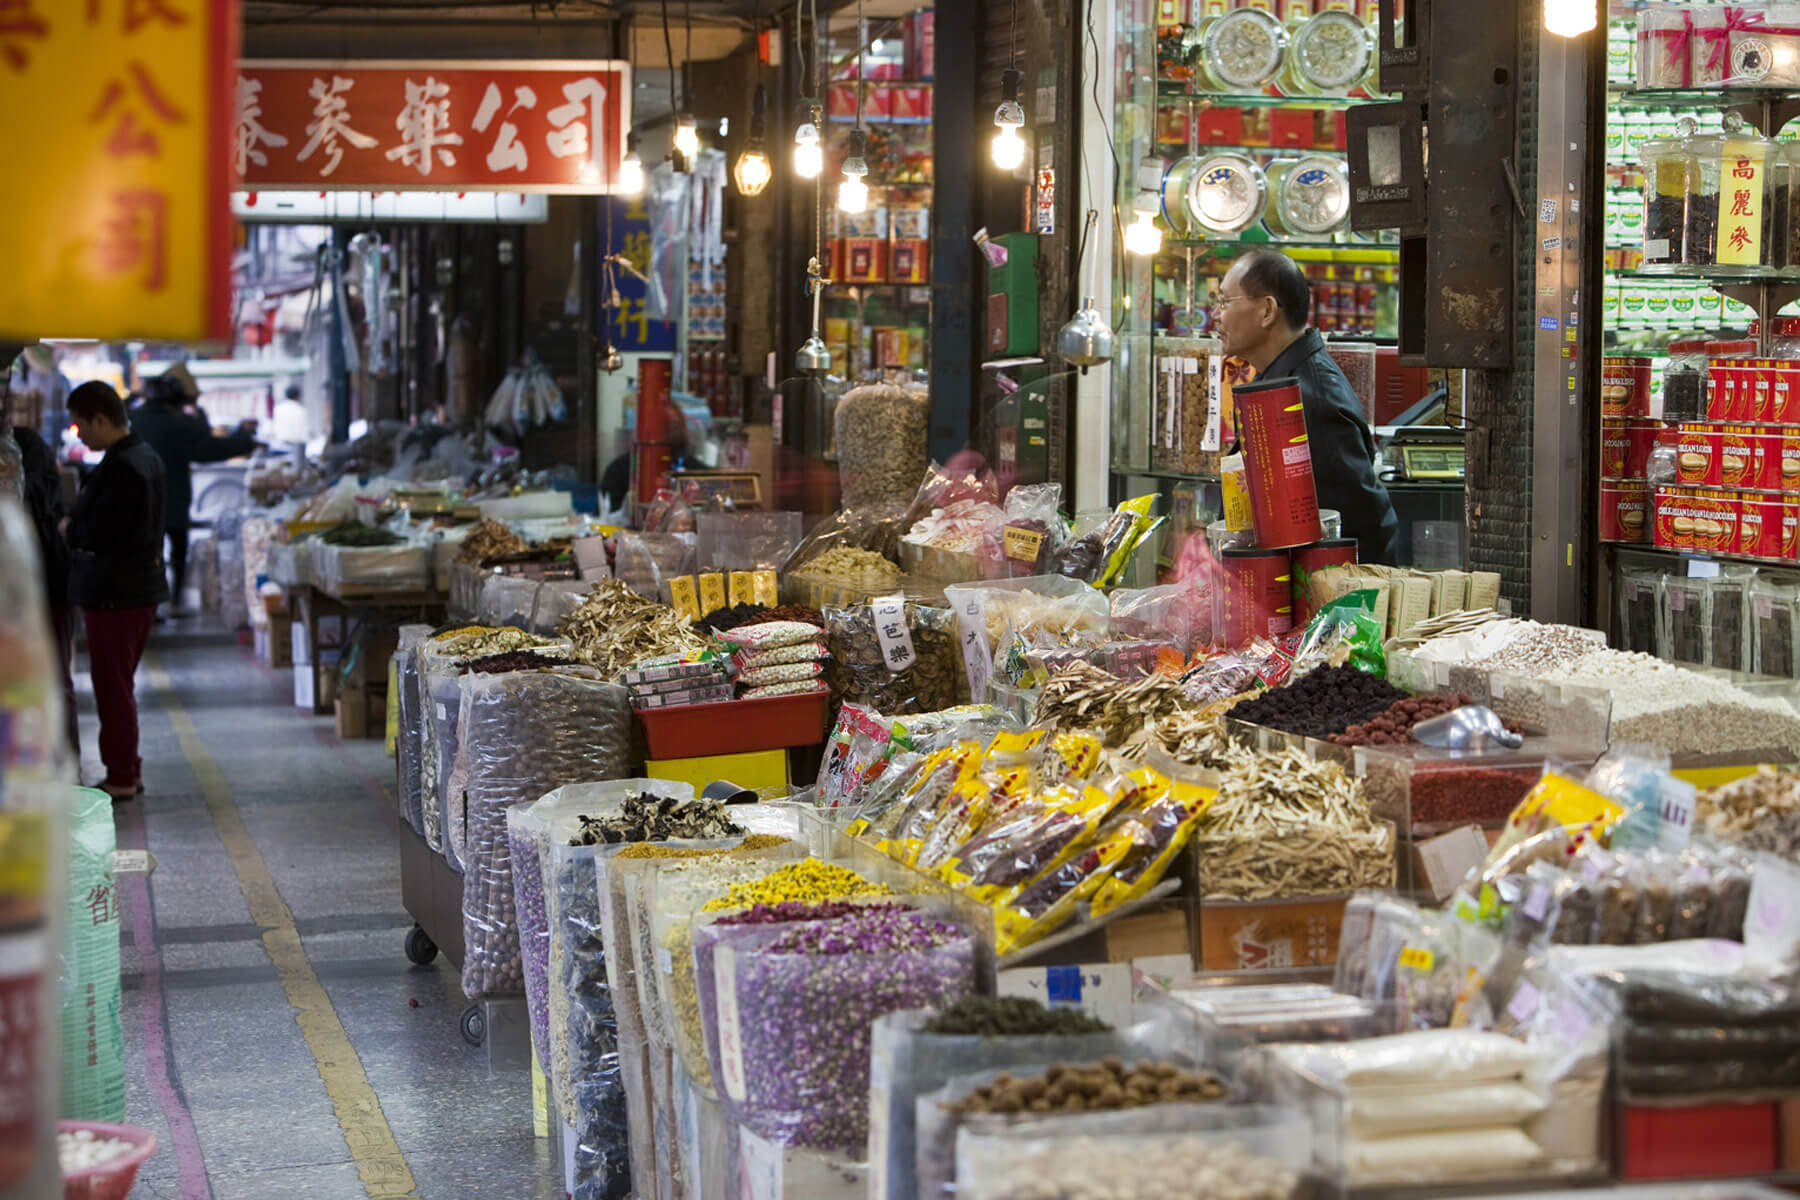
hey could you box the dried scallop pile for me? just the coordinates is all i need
[556,578,710,676]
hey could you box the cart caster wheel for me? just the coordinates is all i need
[404,925,438,966]
[460,1003,486,1047]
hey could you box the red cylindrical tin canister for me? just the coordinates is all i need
[1217,547,1294,648]
[1234,376,1323,548]
[635,359,674,502]
[1289,538,1359,625]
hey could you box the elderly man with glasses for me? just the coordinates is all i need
[1213,248,1400,565]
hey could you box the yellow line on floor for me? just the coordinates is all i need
[146,655,420,1199]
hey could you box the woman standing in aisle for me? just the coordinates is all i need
[65,380,168,800]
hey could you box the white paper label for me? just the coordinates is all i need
[1506,979,1541,1025]
[954,590,991,701]
[739,1126,783,1200]
[1490,675,1506,701]
[658,946,674,976]
[1434,661,1450,689]
[1658,779,1697,851]
[679,1079,701,1189]
[715,945,748,1103]
[1744,854,1800,964]
[1204,352,1224,452]
[1645,237,1670,259]
[1523,882,1550,922]
[436,703,448,721]
[871,594,917,673]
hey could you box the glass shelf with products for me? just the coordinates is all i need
[1154,81,1381,108]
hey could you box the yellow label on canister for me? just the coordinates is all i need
[1718,139,1768,267]
[698,573,727,616]
[728,571,755,608]
[668,576,701,623]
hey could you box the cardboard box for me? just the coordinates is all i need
[1389,573,1435,639]
[998,963,1134,1029]
[1411,825,1490,902]
[1197,895,1349,972]
[842,237,888,283]
[347,628,398,689]
[1431,569,1469,616]
[889,239,929,283]
[1103,908,1192,963]
[335,689,367,739]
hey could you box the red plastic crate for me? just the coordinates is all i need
[1622,1101,1780,1180]
[635,690,831,760]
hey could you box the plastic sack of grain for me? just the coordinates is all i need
[459,668,633,999]
[393,626,433,834]
[699,908,975,1153]
[507,790,613,1073]
[60,787,124,1123]
[953,1105,1310,1200]
[718,620,826,653]
[868,1009,1154,1200]
[547,781,695,1200]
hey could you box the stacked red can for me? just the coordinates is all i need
[1599,355,1657,545]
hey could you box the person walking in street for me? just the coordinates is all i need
[1214,248,1402,564]
[2,366,75,758]
[66,380,167,800]
[131,364,257,616]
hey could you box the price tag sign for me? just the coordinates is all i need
[954,590,991,701]
[1002,525,1047,564]
[1744,854,1800,964]
[1396,945,1435,972]
[1658,779,1697,851]
[1204,353,1225,452]
[1507,979,1541,1025]
[738,1127,783,1200]
[871,594,917,673]
[714,946,749,1103]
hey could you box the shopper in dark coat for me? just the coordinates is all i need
[131,366,257,613]
[1215,249,1401,565]
[4,399,76,757]
[67,380,168,799]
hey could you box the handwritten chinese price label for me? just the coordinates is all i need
[0,0,233,340]
[1717,142,1767,268]
[713,946,748,1103]
[871,594,917,673]
[237,60,630,193]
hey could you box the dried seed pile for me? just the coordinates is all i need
[1037,661,1188,746]
[459,649,580,674]
[1463,623,1603,677]
[947,1059,1227,1114]
[1198,749,1394,900]
[557,578,711,676]
[920,994,1111,1037]
[1700,767,1800,858]
[1329,693,1511,747]
[964,1135,1302,1200]
[457,518,530,564]
[795,545,904,591]
[1543,649,1800,759]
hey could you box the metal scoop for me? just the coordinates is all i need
[1410,705,1523,750]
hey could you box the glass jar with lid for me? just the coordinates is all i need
[1773,141,1800,273]
[1264,155,1350,238]
[1641,113,1776,276]
[1199,9,1288,93]
[1772,316,1800,359]
[1281,10,1373,96]
[1184,152,1268,236]
[1663,336,1711,422]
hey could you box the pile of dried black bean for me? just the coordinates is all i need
[1230,664,1409,740]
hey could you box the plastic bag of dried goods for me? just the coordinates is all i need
[458,668,632,999]
[394,626,433,834]
[827,600,970,716]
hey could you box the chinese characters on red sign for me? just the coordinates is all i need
[238,61,631,193]
[0,0,234,340]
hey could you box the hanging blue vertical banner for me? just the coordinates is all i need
[601,195,676,353]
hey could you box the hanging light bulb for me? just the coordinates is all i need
[733,85,773,196]
[794,119,823,178]
[674,111,700,159]
[838,128,870,214]
[618,132,645,196]
[992,67,1026,170]
[1123,156,1165,256]
[1543,0,1597,36]
[1124,206,1163,257]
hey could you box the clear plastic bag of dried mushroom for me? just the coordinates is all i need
[836,383,929,509]
[826,599,971,715]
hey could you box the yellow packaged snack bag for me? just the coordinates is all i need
[1090,778,1216,917]
[914,776,993,873]
[965,782,1128,907]
[1041,731,1104,786]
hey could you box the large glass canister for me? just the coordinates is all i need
[1199,9,1289,93]
[1663,336,1711,422]
[1282,10,1374,96]
[1641,113,1775,276]
[1186,152,1269,235]
[1772,141,1800,273]
[1264,155,1351,237]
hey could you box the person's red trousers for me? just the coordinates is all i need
[83,606,156,788]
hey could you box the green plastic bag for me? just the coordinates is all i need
[60,787,124,1122]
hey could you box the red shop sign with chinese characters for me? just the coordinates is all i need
[237,60,631,193]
